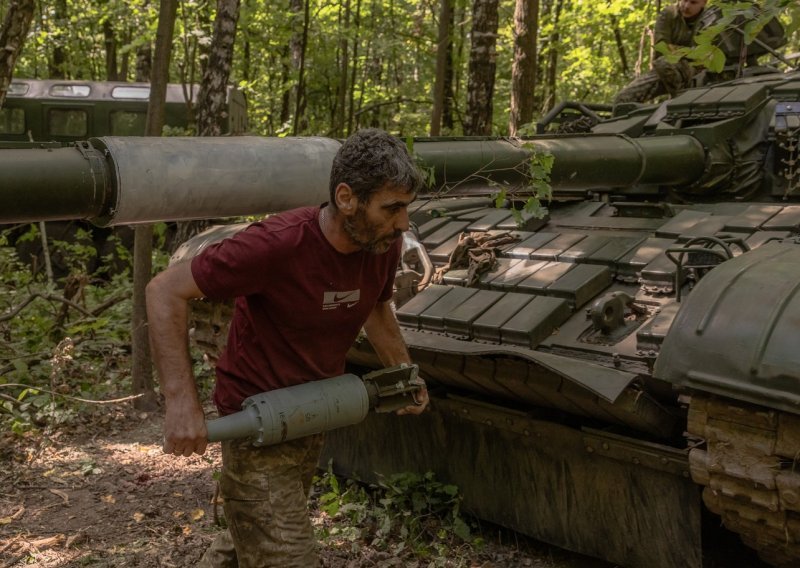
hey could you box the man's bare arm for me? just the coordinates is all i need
[363,301,429,415]
[145,260,208,456]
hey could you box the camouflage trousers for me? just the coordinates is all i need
[613,58,697,104]
[197,434,325,568]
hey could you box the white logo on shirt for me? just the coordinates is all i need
[323,289,360,310]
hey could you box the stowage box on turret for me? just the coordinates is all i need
[2,70,800,568]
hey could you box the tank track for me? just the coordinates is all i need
[688,394,800,567]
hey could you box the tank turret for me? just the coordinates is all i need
[2,71,800,568]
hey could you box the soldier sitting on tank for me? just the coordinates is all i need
[614,0,708,105]
[146,128,430,567]
[695,2,787,85]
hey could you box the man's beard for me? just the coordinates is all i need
[342,206,401,254]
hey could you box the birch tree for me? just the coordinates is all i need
[196,0,241,136]
[464,0,499,136]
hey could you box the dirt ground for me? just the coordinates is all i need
[0,406,612,568]
[0,403,772,568]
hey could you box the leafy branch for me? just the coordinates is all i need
[407,139,554,228]
[315,464,476,557]
[658,0,791,73]
[494,146,553,225]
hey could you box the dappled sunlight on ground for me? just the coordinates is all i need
[0,409,222,567]
[0,407,612,567]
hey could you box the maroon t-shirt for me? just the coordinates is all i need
[191,206,400,415]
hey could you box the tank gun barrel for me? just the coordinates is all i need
[2,143,111,223]
[418,135,706,192]
[0,137,340,226]
[0,134,707,226]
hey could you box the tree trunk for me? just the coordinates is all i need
[120,28,132,80]
[280,0,303,128]
[131,0,179,412]
[611,16,629,77]
[442,0,456,131]
[464,0,499,136]
[334,0,351,137]
[103,1,119,81]
[346,0,361,135]
[0,0,35,108]
[533,0,550,112]
[177,0,203,125]
[545,0,563,111]
[510,0,539,136]
[292,0,310,134]
[195,0,241,137]
[48,0,67,78]
[147,3,178,136]
[279,43,292,124]
[430,0,453,136]
[136,45,152,82]
[241,12,250,82]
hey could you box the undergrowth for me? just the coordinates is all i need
[312,462,481,564]
[0,222,206,435]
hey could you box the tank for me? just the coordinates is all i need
[1,70,800,568]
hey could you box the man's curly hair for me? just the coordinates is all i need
[329,128,423,207]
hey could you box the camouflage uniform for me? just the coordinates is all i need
[614,4,703,104]
[198,434,325,568]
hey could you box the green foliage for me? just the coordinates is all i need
[0,223,208,435]
[14,0,156,81]
[0,229,142,434]
[658,0,799,73]
[162,124,195,137]
[547,0,655,106]
[6,0,800,134]
[314,463,478,560]
[493,148,553,226]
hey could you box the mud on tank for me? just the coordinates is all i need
[1,71,800,568]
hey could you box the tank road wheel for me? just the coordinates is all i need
[687,394,800,567]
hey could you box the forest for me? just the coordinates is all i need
[1,0,800,566]
[3,0,799,137]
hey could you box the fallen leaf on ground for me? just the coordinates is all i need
[0,506,25,525]
[49,488,69,505]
